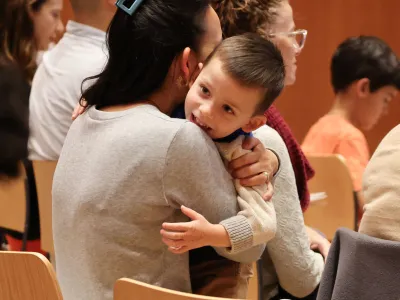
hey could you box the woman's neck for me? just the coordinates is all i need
[147,80,185,116]
[99,92,181,116]
[100,67,185,115]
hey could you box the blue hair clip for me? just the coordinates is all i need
[115,0,145,16]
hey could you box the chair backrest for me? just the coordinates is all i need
[247,262,259,300]
[304,155,355,240]
[0,251,63,300]
[114,278,242,300]
[32,161,58,255]
[0,165,27,232]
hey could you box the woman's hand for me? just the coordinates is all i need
[306,226,331,260]
[160,206,230,254]
[228,136,279,200]
[71,99,87,120]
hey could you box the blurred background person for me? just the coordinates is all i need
[0,0,63,252]
[303,36,400,223]
[29,0,115,161]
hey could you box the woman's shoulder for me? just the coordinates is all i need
[139,108,211,146]
[169,121,217,154]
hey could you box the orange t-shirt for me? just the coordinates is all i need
[302,114,370,191]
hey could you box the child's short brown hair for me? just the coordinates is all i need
[204,33,285,113]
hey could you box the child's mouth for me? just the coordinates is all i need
[190,113,211,131]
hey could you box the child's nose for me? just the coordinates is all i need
[199,104,213,119]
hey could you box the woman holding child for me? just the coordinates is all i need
[55,1,328,300]
[53,1,281,299]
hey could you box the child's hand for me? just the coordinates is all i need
[161,206,230,254]
[306,226,331,260]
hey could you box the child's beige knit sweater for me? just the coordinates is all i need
[216,136,277,253]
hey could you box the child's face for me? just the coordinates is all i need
[184,57,267,139]
[356,84,397,131]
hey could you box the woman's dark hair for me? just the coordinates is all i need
[0,0,47,81]
[204,33,285,113]
[81,0,210,108]
[331,36,400,94]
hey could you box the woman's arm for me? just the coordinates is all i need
[254,125,325,298]
[162,122,265,263]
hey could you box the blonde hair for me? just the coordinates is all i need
[211,0,284,38]
[0,0,47,81]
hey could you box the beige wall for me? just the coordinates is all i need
[61,0,400,151]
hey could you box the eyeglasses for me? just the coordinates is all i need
[268,29,308,50]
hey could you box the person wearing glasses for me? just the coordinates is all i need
[302,36,400,225]
[211,1,328,299]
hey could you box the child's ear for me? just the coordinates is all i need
[242,115,267,133]
[356,78,371,98]
[189,63,204,88]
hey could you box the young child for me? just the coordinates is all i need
[302,36,400,221]
[161,33,285,298]
[161,33,285,256]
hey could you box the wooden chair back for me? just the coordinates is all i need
[247,262,259,299]
[114,278,242,300]
[0,165,27,232]
[0,251,63,300]
[304,154,356,240]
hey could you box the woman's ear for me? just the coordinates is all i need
[242,115,267,133]
[181,47,200,85]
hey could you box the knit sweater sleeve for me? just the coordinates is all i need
[254,125,325,298]
[214,136,276,255]
[163,122,265,263]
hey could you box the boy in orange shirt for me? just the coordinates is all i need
[302,36,400,220]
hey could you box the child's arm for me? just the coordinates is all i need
[161,135,277,254]
[161,205,231,253]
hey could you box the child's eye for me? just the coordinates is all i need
[52,11,60,19]
[223,104,234,115]
[200,85,210,96]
